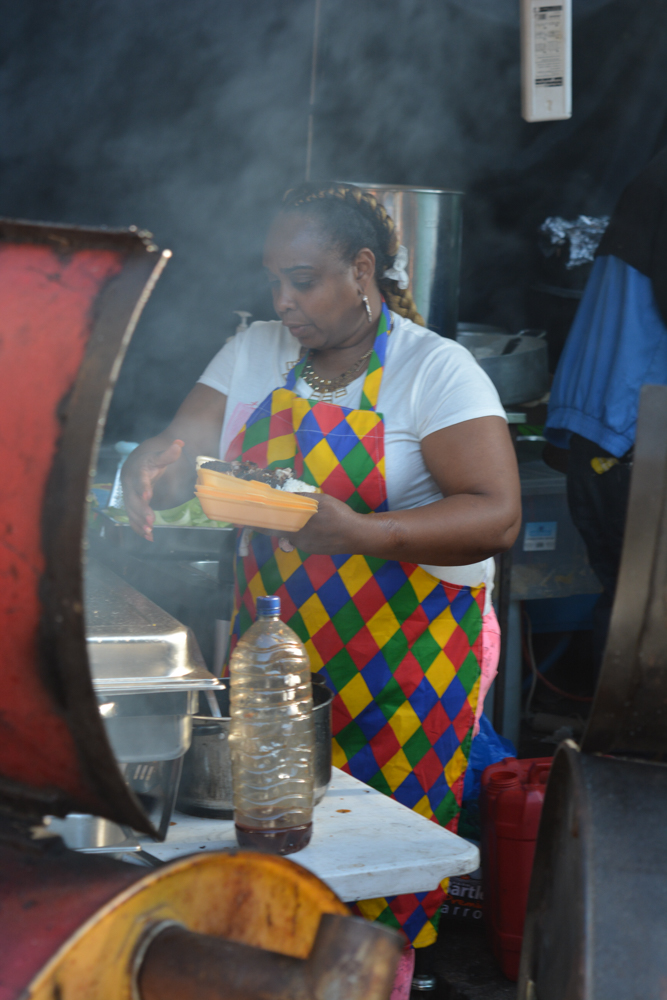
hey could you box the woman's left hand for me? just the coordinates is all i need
[283,492,364,554]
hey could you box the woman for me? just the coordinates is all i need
[123,183,520,970]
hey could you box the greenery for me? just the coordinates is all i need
[105,497,229,528]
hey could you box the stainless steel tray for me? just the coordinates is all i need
[44,813,140,853]
[95,510,234,560]
[85,559,221,694]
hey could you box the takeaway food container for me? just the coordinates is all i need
[85,559,222,835]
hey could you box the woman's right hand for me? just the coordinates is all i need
[118,382,228,541]
[121,438,185,541]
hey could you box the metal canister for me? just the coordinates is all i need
[344,183,464,339]
[176,683,334,818]
[176,715,234,818]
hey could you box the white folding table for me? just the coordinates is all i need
[139,768,479,902]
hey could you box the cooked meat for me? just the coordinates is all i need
[200,459,293,489]
[200,460,234,474]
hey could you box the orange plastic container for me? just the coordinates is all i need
[195,489,317,532]
[196,484,317,509]
[480,757,552,980]
[195,465,318,532]
[198,468,273,493]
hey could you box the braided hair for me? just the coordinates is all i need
[281,182,425,326]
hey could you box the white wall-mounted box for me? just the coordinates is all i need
[521,0,572,122]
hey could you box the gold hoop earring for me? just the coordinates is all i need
[363,295,373,323]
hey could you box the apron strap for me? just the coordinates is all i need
[284,355,307,392]
[284,301,392,411]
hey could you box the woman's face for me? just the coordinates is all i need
[263,212,376,351]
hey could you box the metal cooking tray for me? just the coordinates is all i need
[95,510,234,560]
[85,559,221,694]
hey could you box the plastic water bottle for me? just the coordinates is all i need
[229,594,315,854]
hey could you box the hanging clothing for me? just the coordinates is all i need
[225,303,484,947]
[545,255,667,457]
[545,151,667,665]
[546,149,667,457]
[595,146,667,329]
[566,432,633,670]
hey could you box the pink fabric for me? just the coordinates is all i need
[473,605,501,737]
[220,401,258,460]
[391,944,416,1000]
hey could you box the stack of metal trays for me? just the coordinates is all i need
[84,559,222,838]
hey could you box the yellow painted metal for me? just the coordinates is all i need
[26,851,348,1000]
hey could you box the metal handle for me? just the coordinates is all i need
[517,328,547,339]
[500,336,523,356]
[137,912,402,1000]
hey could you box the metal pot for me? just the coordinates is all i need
[456,326,549,407]
[176,715,233,818]
[176,682,333,818]
[312,682,333,803]
[343,183,463,339]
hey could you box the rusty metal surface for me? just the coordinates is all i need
[0,218,169,826]
[24,849,349,1000]
[0,821,144,1000]
[517,386,667,998]
[582,384,667,754]
[138,913,401,1000]
[519,742,667,1000]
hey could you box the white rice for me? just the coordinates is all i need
[281,477,317,494]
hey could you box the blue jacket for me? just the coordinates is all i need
[545,254,667,457]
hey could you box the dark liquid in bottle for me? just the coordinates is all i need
[235,822,312,855]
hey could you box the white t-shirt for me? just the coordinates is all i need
[199,311,506,605]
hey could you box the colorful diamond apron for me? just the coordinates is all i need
[227,303,483,947]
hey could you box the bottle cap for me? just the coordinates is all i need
[257,595,281,616]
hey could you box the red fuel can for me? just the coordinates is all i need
[480,757,552,980]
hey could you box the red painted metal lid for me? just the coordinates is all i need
[0,219,169,829]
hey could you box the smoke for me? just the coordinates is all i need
[1,0,666,439]
[0,0,316,438]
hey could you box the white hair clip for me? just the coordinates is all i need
[383,244,410,290]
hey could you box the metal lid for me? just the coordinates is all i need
[85,560,221,694]
[0,218,170,830]
[338,181,464,196]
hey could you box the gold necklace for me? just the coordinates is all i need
[301,347,374,401]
